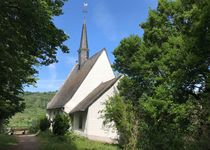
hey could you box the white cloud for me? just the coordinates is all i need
[48,63,57,89]
[24,63,64,92]
[25,55,77,92]
[25,79,65,92]
[39,79,64,91]
[92,1,118,41]
[65,55,77,65]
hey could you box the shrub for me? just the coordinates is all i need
[39,117,50,131]
[53,113,70,136]
[29,119,40,133]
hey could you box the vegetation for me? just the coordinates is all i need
[0,0,69,128]
[0,134,18,150]
[53,113,70,136]
[38,131,119,150]
[104,0,210,149]
[8,92,55,128]
[39,117,50,131]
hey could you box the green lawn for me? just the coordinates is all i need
[0,134,18,150]
[38,131,119,150]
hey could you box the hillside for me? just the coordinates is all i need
[8,92,56,128]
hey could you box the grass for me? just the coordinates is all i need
[0,134,18,150]
[38,131,119,150]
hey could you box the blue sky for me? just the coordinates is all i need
[25,0,158,92]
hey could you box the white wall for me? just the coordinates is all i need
[46,109,62,121]
[64,50,115,113]
[85,82,119,142]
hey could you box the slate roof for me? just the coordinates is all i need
[79,20,88,51]
[70,76,121,113]
[47,49,105,110]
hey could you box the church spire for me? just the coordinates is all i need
[79,19,88,51]
[78,1,89,68]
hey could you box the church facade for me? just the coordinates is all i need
[46,20,120,143]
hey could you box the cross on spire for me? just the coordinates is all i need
[78,0,89,69]
[83,1,88,16]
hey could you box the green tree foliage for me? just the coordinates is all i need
[39,117,50,131]
[104,0,210,149]
[8,92,55,128]
[53,113,70,136]
[0,0,69,126]
[103,95,139,150]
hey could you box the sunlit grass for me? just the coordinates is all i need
[38,131,119,150]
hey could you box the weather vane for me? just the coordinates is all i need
[83,0,88,15]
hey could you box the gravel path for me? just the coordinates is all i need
[11,134,40,150]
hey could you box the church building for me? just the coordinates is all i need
[46,19,120,143]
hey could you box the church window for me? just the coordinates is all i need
[79,115,83,129]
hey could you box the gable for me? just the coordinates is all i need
[64,49,115,113]
[70,76,121,113]
[47,49,104,110]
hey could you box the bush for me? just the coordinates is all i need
[29,119,40,133]
[53,113,70,136]
[39,117,50,131]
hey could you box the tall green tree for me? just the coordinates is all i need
[0,0,69,128]
[104,0,210,149]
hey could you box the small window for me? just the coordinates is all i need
[79,115,83,129]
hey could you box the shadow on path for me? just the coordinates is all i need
[11,134,39,150]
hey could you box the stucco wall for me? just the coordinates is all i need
[64,50,115,113]
[85,82,119,142]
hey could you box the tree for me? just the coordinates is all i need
[39,117,50,131]
[53,113,70,136]
[103,95,139,150]
[104,0,210,149]
[0,0,69,127]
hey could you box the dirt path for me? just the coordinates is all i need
[11,134,40,150]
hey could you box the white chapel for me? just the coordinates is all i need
[46,19,120,143]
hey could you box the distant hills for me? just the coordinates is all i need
[8,92,56,128]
